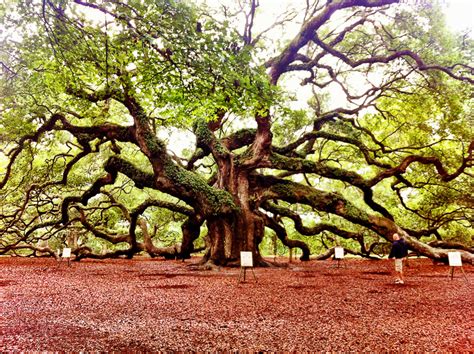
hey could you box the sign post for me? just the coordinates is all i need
[334,247,346,268]
[61,247,72,267]
[447,251,467,282]
[239,251,256,283]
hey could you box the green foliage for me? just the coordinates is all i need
[0,0,472,261]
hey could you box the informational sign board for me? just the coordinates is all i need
[334,247,344,259]
[240,251,253,267]
[448,251,462,267]
[238,251,256,283]
[62,248,71,258]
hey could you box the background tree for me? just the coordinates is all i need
[0,0,472,266]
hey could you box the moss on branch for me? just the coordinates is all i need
[193,119,230,159]
[163,161,237,216]
[258,175,371,227]
[269,152,393,219]
[106,156,154,189]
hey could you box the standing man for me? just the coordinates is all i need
[388,233,409,284]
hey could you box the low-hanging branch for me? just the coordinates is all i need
[262,202,400,258]
[268,152,393,218]
[256,175,474,264]
[262,201,363,241]
[263,213,310,261]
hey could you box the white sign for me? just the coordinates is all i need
[334,247,344,259]
[62,248,71,258]
[448,251,462,267]
[240,251,253,267]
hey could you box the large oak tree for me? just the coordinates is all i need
[1,0,473,266]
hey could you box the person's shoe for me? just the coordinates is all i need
[394,279,401,284]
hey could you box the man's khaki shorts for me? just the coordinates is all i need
[395,258,403,272]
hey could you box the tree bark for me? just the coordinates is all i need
[203,207,267,266]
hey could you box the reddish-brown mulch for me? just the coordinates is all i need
[1,257,473,352]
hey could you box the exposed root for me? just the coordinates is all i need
[187,259,222,271]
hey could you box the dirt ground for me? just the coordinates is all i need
[1,256,473,352]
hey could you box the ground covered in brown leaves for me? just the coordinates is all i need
[1,256,473,352]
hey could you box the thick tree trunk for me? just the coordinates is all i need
[202,165,267,266]
[180,216,203,259]
[203,209,267,266]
